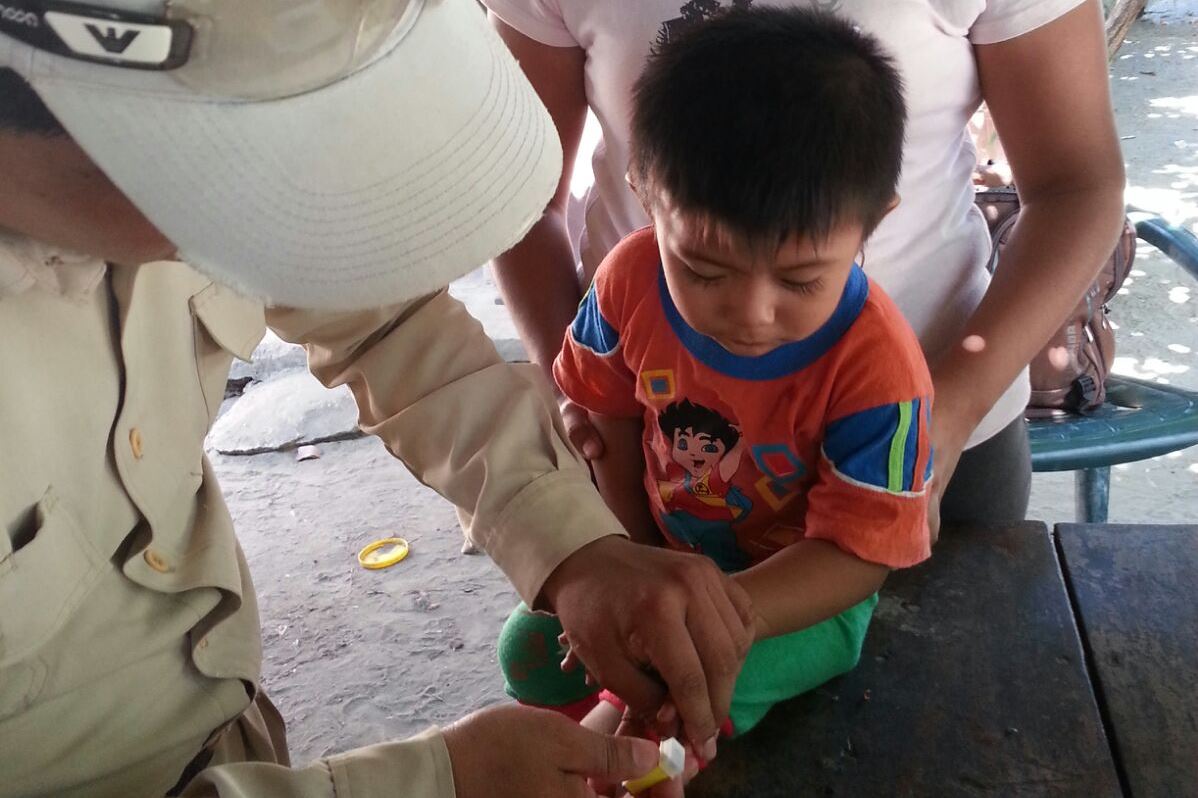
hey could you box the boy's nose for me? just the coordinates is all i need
[731,280,776,328]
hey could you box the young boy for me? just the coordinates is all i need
[499,6,932,742]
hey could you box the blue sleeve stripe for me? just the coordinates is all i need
[825,404,896,490]
[923,401,934,482]
[826,400,927,494]
[900,398,923,492]
[570,285,620,356]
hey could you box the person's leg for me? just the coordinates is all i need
[726,593,878,736]
[939,416,1032,525]
[497,603,600,720]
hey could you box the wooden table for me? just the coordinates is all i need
[688,522,1196,797]
[1056,524,1198,796]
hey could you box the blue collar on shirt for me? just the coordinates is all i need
[658,263,869,381]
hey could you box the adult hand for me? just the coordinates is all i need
[561,397,606,460]
[541,536,755,750]
[443,704,660,798]
[926,367,981,545]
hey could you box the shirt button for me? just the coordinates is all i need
[143,547,172,573]
[129,428,144,460]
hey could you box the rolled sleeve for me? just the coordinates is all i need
[183,730,454,798]
[481,0,578,48]
[266,291,625,606]
[970,0,1086,45]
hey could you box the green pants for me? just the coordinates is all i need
[497,594,878,736]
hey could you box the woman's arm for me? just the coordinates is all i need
[488,16,589,382]
[931,0,1126,524]
[588,412,664,546]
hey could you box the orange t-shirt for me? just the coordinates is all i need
[554,228,933,571]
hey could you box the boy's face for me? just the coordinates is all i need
[653,196,868,357]
[671,428,726,478]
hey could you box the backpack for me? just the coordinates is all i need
[975,186,1137,417]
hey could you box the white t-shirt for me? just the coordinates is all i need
[482,0,1084,446]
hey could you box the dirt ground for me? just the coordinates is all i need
[210,18,1198,766]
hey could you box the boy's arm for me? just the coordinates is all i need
[732,542,887,642]
[723,536,886,637]
[588,412,665,546]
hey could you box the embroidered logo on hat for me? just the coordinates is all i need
[46,11,172,63]
[0,0,192,70]
[85,22,137,53]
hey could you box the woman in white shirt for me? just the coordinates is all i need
[483,0,1125,533]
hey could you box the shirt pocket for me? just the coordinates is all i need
[0,490,105,719]
[189,283,266,423]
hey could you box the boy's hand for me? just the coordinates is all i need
[561,397,606,460]
[542,536,755,751]
[443,704,660,798]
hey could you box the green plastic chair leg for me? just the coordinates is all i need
[1075,466,1111,523]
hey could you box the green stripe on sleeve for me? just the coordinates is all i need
[887,401,913,493]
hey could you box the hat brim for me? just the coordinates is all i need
[30,0,560,310]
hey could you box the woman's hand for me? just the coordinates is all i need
[924,370,979,544]
[562,397,607,460]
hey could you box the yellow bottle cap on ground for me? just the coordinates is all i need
[357,537,410,570]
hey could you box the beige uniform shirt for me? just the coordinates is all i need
[0,232,622,797]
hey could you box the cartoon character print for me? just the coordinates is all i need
[655,399,753,571]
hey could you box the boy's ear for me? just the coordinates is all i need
[627,172,656,220]
[884,193,901,216]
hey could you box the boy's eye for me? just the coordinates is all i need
[780,276,824,295]
[678,439,689,451]
[685,265,723,285]
[702,443,719,454]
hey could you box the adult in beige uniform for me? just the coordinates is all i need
[0,1,753,796]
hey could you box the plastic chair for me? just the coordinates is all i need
[1027,216,1198,522]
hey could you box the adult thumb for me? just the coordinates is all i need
[562,725,660,781]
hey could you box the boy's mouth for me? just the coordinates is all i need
[719,337,779,356]
[692,459,705,469]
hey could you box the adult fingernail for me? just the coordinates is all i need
[631,738,660,772]
[702,737,717,760]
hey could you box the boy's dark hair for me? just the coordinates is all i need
[658,399,740,450]
[0,68,66,136]
[630,7,905,244]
